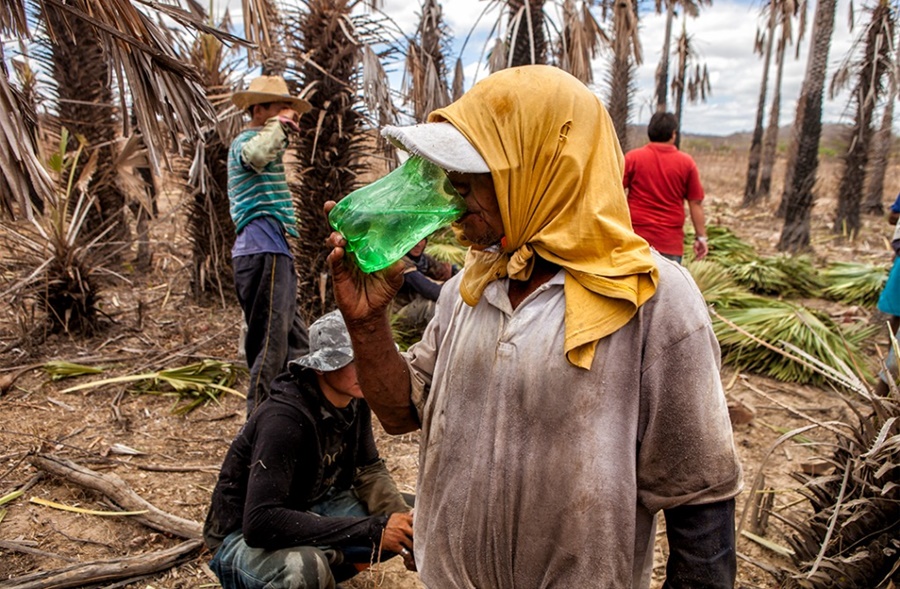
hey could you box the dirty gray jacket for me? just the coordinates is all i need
[403,253,743,588]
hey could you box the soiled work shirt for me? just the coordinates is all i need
[403,253,742,588]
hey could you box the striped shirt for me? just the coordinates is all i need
[228,118,298,238]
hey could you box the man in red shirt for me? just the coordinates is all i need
[623,112,708,263]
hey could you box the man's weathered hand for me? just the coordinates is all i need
[277,108,301,133]
[382,512,415,570]
[693,238,709,261]
[324,201,404,324]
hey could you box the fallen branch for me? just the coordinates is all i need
[30,454,201,540]
[0,539,202,589]
[0,539,78,563]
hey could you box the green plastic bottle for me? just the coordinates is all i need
[328,156,467,273]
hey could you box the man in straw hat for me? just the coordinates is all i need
[229,75,311,416]
[325,65,742,587]
[204,310,415,589]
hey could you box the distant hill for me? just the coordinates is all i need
[625,122,868,157]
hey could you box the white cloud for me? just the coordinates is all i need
[220,0,869,135]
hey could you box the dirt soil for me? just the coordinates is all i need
[1,151,898,588]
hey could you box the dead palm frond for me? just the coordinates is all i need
[61,359,246,415]
[820,261,889,307]
[557,0,607,85]
[402,0,453,121]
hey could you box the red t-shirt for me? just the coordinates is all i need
[623,142,704,256]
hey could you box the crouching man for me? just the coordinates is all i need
[203,310,415,589]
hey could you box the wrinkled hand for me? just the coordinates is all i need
[382,512,415,570]
[693,238,709,261]
[432,261,453,282]
[277,108,301,133]
[324,201,405,323]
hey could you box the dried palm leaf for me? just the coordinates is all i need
[61,359,245,415]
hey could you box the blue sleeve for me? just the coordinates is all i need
[891,193,900,213]
[404,271,443,301]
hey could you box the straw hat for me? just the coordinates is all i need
[232,76,311,115]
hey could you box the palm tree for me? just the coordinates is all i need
[507,0,548,66]
[605,0,642,150]
[833,0,894,237]
[671,21,710,149]
[654,0,710,113]
[863,45,899,215]
[0,0,238,334]
[744,5,778,206]
[42,0,128,253]
[778,0,837,252]
[275,0,395,321]
[179,16,244,304]
[758,0,805,199]
[557,0,606,85]
[404,0,453,122]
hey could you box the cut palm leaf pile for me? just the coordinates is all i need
[60,360,245,415]
[685,259,764,309]
[820,261,888,308]
[712,301,876,385]
[728,255,823,298]
[425,226,467,267]
[685,225,758,265]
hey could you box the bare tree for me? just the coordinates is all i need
[654,0,710,113]
[404,0,453,122]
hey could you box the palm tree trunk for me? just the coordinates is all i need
[863,76,896,215]
[507,0,547,66]
[744,6,777,207]
[607,0,640,151]
[672,26,688,149]
[655,0,676,113]
[46,0,129,256]
[834,2,892,237]
[289,0,368,321]
[778,0,836,252]
[758,31,788,198]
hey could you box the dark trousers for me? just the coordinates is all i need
[233,253,298,416]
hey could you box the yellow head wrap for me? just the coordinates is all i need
[428,65,659,369]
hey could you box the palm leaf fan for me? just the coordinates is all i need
[821,261,888,307]
[684,225,758,264]
[684,259,763,309]
[728,255,823,298]
[711,300,875,385]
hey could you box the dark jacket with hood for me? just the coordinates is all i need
[203,368,408,552]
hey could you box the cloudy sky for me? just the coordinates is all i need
[224,0,861,136]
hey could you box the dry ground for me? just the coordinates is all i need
[1,149,898,588]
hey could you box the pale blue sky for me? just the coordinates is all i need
[223,0,860,136]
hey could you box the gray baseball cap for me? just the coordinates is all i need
[289,310,354,372]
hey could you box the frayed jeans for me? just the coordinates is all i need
[209,490,386,589]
